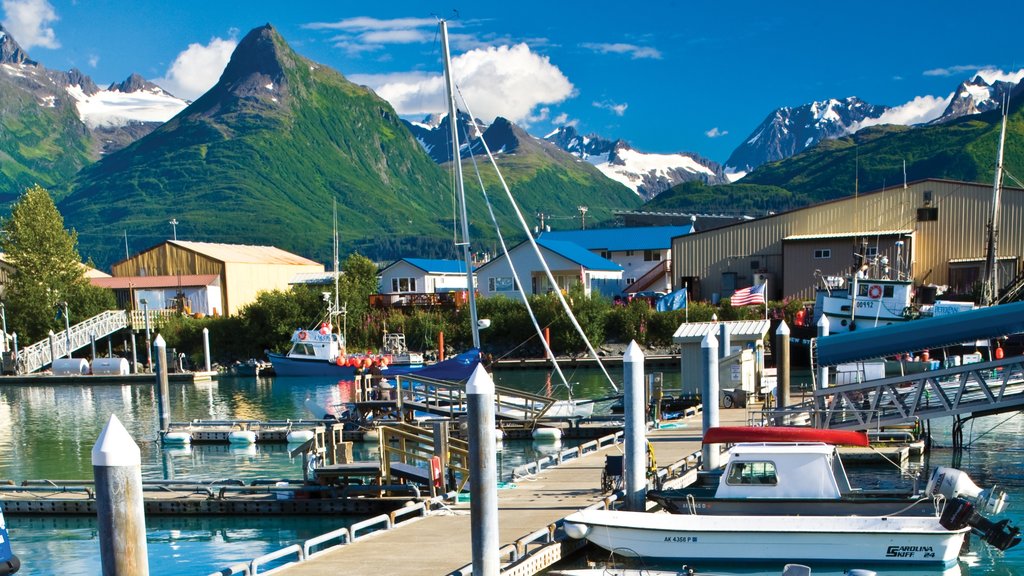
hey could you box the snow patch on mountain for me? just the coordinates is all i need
[66,84,187,129]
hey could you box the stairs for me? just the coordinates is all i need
[624,260,670,294]
[16,310,129,374]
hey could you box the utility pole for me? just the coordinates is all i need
[169,219,178,241]
[536,212,547,234]
[577,206,588,230]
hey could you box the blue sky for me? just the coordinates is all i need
[2,0,1022,163]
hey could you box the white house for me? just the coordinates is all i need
[537,225,693,295]
[374,258,474,308]
[476,238,623,298]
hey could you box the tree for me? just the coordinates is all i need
[0,185,114,342]
[337,252,380,347]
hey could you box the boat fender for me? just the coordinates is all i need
[868,285,882,299]
[298,330,308,341]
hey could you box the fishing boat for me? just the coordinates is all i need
[647,427,1008,517]
[563,509,971,565]
[382,332,424,366]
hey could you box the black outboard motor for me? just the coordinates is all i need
[940,497,1022,551]
[0,504,19,575]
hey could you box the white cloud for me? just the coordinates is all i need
[153,37,236,101]
[581,42,662,60]
[306,16,438,55]
[923,64,985,77]
[854,94,951,130]
[974,67,1024,85]
[88,54,99,68]
[351,43,574,126]
[360,29,430,44]
[705,127,728,138]
[1,0,59,49]
[593,100,628,116]
[304,16,437,32]
[552,112,569,125]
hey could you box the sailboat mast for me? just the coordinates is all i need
[441,20,481,348]
[982,108,1008,306]
[333,200,343,350]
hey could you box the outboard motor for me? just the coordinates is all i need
[0,505,19,575]
[926,466,1008,514]
[940,497,1022,551]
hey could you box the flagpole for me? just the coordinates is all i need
[764,278,768,321]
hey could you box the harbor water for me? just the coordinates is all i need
[0,368,1022,574]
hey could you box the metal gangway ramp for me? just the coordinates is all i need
[813,356,1024,430]
[17,310,128,374]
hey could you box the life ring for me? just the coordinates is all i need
[868,285,882,299]
[298,330,308,341]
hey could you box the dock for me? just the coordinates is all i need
[236,406,733,576]
[493,354,678,370]
[0,370,218,385]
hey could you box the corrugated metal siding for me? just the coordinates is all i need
[222,262,323,316]
[782,235,914,300]
[673,320,771,341]
[673,180,1024,301]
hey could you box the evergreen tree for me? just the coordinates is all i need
[1,185,115,342]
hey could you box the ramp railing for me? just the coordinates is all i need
[17,310,129,374]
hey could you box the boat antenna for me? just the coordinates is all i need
[441,20,481,349]
[981,99,1009,307]
[333,200,344,351]
[454,87,618,391]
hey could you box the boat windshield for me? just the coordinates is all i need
[289,343,317,356]
[726,461,778,485]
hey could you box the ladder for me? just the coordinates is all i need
[17,310,129,374]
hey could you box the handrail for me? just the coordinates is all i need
[18,309,129,374]
[249,544,303,575]
[206,563,250,576]
[302,526,351,559]
[393,373,556,423]
[350,513,392,540]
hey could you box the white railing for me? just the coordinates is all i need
[17,310,128,374]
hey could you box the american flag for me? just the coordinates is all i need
[730,283,766,306]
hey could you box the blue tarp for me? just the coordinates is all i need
[384,348,480,381]
[814,300,1024,366]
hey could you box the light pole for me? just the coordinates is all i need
[169,219,178,241]
[61,301,71,358]
[0,302,6,354]
[141,299,152,373]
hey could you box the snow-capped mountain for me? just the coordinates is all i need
[402,112,486,163]
[930,75,1016,124]
[545,126,726,199]
[725,97,888,176]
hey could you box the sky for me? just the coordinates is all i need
[2,0,1024,163]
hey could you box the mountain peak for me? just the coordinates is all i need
[218,24,288,91]
[109,73,163,94]
[0,24,37,66]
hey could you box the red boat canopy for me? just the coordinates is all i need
[703,426,869,447]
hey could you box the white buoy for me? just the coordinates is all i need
[286,430,315,444]
[532,428,562,441]
[162,431,192,445]
[228,430,257,444]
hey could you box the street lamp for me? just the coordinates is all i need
[0,302,7,354]
[141,298,152,373]
[60,301,70,358]
[169,218,178,241]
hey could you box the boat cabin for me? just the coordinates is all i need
[717,443,853,499]
[287,329,344,362]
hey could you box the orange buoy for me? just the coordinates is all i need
[996,345,1005,359]
[336,355,345,366]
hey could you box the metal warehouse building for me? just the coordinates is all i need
[671,179,1024,302]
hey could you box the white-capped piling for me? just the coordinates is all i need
[130,333,138,374]
[466,364,499,576]
[202,327,211,372]
[154,335,170,433]
[817,315,830,388]
[776,321,791,409]
[93,414,149,575]
[623,341,647,511]
[701,331,721,470]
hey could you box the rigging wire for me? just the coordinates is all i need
[454,85,619,392]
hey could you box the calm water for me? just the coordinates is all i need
[1,368,1023,575]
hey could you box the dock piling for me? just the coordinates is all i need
[466,364,499,576]
[90,332,97,362]
[48,331,56,368]
[701,331,721,470]
[154,335,170,433]
[776,320,791,409]
[623,341,647,511]
[202,327,211,372]
[92,414,149,576]
[130,333,138,374]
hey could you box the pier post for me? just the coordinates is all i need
[623,341,647,511]
[142,300,152,373]
[107,335,112,358]
[130,333,138,375]
[11,333,17,373]
[93,414,149,576]
[154,335,170,433]
[776,321,791,411]
[202,327,211,372]
[816,315,830,388]
[438,331,445,362]
[466,364,499,576]
[432,421,450,495]
[543,327,551,358]
[48,330,56,367]
[719,322,731,359]
[701,331,721,470]
[91,332,97,363]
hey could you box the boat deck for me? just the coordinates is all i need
[270,407,739,576]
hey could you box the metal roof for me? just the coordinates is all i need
[289,272,343,285]
[91,274,220,289]
[538,225,693,251]
[394,258,469,274]
[673,320,772,343]
[783,230,914,241]
[535,238,623,271]
[815,301,1024,366]
[169,240,321,266]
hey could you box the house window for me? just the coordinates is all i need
[600,251,612,260]
[917,207,938,221]
[625,250,634,257]
[644,250,661,262]
[489,277,517,292]
[814,249,831,259]
[923,190,933,206]
[750,260,760,270]
[625,277,637,285]
[866,247,878,258]
[391,277,418,292]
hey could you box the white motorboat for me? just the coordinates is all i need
[564,509,968,565]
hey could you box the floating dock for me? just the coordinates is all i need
[0,370,218,385]
[493,354,678,370]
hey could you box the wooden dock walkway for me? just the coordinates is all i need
[269,408,749,576]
